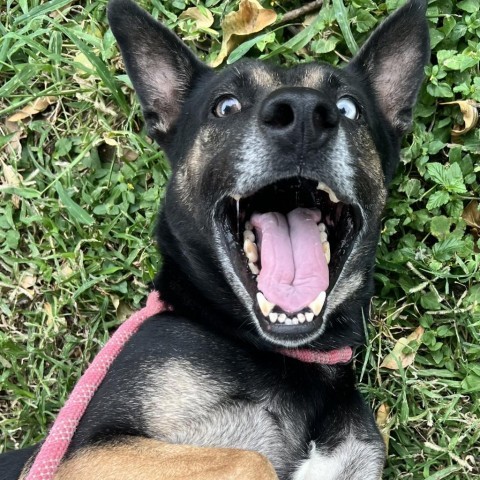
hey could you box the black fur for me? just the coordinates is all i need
[0,1,429,478]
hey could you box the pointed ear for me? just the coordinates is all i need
[346,0,430,135]
[107,0,212,145]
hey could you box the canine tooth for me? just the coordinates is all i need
[319,231,328,243]
[316,182,340,203]
[278,314,286,323]
[248,262,259,275]
[232,194,242,201]
[297,313,305,323]
[256,292,275,317]
[323,241,331,264]
[269,313,278,323]
[285,318,293,325]
[245,221,253,231]
[305,312,314,322]
[318,223,326,232]
[308,291,326,316]
[292,317,299,325]
[244,239,258,263]
[243,230,255,242]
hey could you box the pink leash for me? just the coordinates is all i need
[26,291,165,480]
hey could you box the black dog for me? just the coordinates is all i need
[1,0,429,478]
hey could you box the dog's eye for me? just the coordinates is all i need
[336,97,358,120]
[214,96,242,117]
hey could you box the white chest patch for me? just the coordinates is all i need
[292,436,384,480]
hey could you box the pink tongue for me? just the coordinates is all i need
[251,208,329,314]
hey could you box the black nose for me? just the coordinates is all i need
[259,87,339,142]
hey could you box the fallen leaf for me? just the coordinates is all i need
[440,100,479,136]
[1,162,22,187]
[210,0,277,67]
[179,6,214,29]
[2,120,23,158]
[7,96,56,123]
[376,403,391,452]
[462,200,480,252]
[380,326,424,370]
[20,273,37,290]
[1,161,23,208]
[462,200,480,229]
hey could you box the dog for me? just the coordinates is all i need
[0,0,429,478]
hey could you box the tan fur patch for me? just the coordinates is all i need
[54,437,278,480]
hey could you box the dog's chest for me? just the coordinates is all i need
[140,359,307,476]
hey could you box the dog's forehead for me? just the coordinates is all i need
[213,60,339,91]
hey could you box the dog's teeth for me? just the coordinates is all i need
[319,231,328,243]
[292,317,299,325]
[232,194,242,201]
[285,318,293,325]
[308,291,326,316]
[305,312,314,322]
[278,314,286,323]
[269,312,278,323]
[322,241,330,264]
[297,313,305,323]
[243,230,255,242]
[244,239,258,263]
[248,262,259,275]
[245,221,253,231]
[318,223,326,232]
[316,182,340,203]
[256,292,275,317]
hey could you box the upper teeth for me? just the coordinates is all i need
[243,238,258,263]
[317,182,340,203]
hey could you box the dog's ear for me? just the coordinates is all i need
[346,0,430,135]
[107,0,211,145]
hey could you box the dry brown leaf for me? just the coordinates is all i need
[462,200,480,251]
[376,403,391,452]
[1,161,23,208]
[1,162,22,187]
[380,326,424,370]
[19,273,37,290]
[462,200,480,229]
[210,0,277,67]
[179,7,214,29]
[7,96,56,123]
[440,100,479,136]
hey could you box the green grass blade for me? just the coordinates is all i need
[13,0,75,26]
[332,0,358,55]
[55,182,95,226]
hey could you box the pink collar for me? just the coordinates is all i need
[279,346,353,364]
[26,292,350,479]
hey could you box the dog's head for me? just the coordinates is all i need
[108,0,429,354]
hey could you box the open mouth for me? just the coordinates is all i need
[218,177,362,341]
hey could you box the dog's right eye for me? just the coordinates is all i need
[213,96,242,117]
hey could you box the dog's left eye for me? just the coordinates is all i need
[336,97,358,120]
[214,96,242,117]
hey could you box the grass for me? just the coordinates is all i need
[1,0,479,478]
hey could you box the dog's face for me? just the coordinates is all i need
[108,0,429,352]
